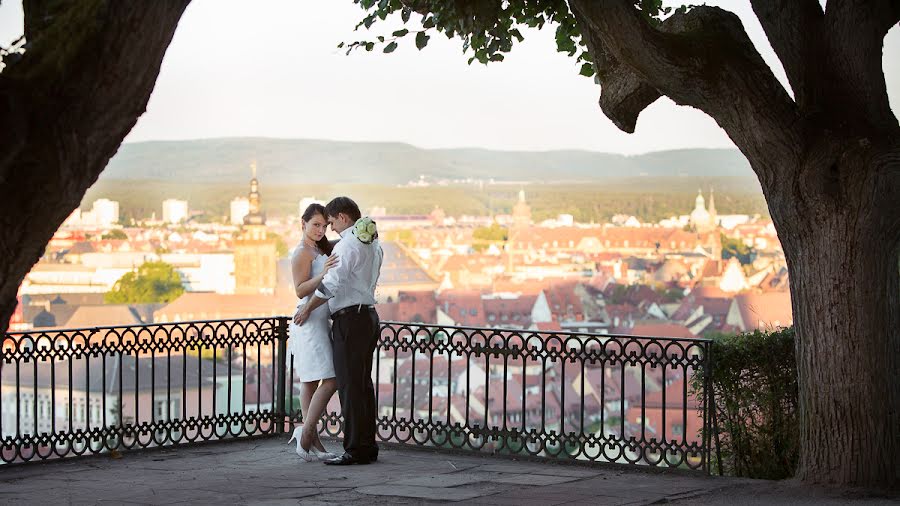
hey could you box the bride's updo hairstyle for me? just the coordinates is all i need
[301,203,333,255]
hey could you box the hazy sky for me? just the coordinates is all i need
[1,1,897,154]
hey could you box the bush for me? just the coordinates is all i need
[692,327,798,479]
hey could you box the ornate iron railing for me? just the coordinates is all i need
[2,317,717,472]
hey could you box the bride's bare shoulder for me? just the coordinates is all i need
[292,244,318,263]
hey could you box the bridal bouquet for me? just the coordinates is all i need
[353,217,378,244]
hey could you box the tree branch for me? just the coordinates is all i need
[569,0,802,185]
[749,0,824,110]
[822,0,900,133]
[570,6,660,133]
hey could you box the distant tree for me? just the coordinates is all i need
[101,229,128,241]
[472,223,508,242]
[720,234,756,265]
[0,0,190,332]
[104,261,184,304]
[348,0,900,486]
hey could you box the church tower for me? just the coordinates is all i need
[512,188,532,229]
[234,162,277,295]
[708,188,718,228]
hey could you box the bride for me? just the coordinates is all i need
[286,203,339,461]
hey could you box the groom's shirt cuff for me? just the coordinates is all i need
[314,283,333,300]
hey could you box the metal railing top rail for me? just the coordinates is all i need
[3,317,282,337]
[4,317,712,344]
[378,320,714,344]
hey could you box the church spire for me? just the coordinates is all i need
[244,161,265,226]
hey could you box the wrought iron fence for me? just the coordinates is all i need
[0,318,286,463]
[2,317,716,472]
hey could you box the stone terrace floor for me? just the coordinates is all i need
[0,437,896,505]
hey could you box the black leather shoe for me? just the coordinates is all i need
[323,453,371,465]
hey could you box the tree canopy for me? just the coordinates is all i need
[104,261,184,304]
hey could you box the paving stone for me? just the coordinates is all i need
[474,463,600,478]
[391,472,496,488]
[358,484,487,501]
[485,473,580,486]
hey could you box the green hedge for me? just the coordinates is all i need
[693,327,798,479]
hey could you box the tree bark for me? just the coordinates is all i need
[0,0,190,334]
[772,141,900,487]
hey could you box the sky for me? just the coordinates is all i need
[0,1,897,155]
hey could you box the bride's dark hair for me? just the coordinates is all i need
[301,203,333,255]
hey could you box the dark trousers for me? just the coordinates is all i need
[331,307,380,459]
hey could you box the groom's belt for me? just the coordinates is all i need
[331,304,375,319]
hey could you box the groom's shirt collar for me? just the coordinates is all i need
[339,227,353,239]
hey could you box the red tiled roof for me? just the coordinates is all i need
[733,291,793,330]
[435,290,486,326]
[155,292,297,320]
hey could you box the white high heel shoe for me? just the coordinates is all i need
[288,425,336,461]
[288,425,314,462]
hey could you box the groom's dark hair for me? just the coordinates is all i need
[325,196,361,222]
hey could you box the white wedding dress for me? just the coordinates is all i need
[287,250,336,382]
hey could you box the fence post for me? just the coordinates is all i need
[703,341,713,475]
[274,317,289,435]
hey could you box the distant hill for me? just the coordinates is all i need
[103,137,755,184]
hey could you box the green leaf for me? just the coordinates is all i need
[401,7,411,23]
[422,17,435,29]
[415,32,430,50]
[365,42,375,51]
[392,28,409,37]
[579,62,594,77]
[383,41,398,53]
[489,53,505,62]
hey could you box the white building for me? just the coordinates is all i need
[92,199,120,226]
[162,199,189,224]
[161,252,236,294]
[20,263,132,294]
[230,197,250,225]
[62,208,82,228]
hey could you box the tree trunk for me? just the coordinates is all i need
[768,140,900,487]
[0,1,190,334]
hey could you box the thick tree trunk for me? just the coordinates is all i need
[769,141,900,487]
[0,1,190,334]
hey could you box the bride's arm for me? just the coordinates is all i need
[291,247,317,299]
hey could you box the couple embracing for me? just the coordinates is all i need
[286,196,383,465]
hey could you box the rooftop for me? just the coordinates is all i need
[0,437,887,505]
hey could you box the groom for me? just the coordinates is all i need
[294,196,383,465]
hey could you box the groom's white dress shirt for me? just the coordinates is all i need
[315,227,383,315]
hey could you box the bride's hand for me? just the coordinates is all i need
[294,305,309,326]
[322,254,339,274]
